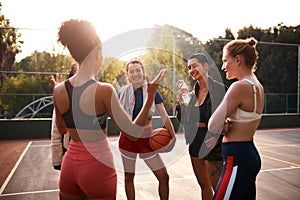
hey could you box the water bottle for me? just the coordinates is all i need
[178,80,191,105]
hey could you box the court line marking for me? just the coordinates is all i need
[1,150,299,197]
[260,154,300,167]
[2,166,299,198]
[123,176,196,185]
[0,189,59,197]
[0,142,32,195]
[258,143,300,148]
[3,169,299,197]
[261,166,300,172]
[257,128,300,133]
[1,134,299,197]
[30,144,51,147]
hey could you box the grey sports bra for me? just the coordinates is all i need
[62,79,108,130]
[229,79,262,122]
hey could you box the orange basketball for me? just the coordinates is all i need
[149,128,172,151]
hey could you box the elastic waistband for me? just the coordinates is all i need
[222,141,259,163]
[67,139,113,162]
[121,123,153,138]
[222,140,255,152]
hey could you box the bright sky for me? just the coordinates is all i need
[2,0,299,62]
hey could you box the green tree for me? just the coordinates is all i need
[203,23,300,113]
[0,3,23,88]
[99,57,126,92]
[1,51,73,117]
[237,24,299,93]
[203,28,236,86]
[141,24,206,114]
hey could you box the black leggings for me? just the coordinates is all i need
[213,141,261,200]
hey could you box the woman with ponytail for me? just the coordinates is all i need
[209,37,264,200]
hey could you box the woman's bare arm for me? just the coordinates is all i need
[104,69,167,140]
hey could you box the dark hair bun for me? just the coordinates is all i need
[58,19,78,47]
[58,19,101,63]
[248,37,257,47]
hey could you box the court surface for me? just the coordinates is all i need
[0,128,299,200]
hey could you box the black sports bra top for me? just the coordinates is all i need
[196,93,210,124]
[61,79,108,130]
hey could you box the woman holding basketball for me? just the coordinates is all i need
[53,19,167,200]
[209,37,264,199]
[176,53,226,200]
[118,58,176,200]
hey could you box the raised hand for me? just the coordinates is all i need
[50,73,64,88]
[145,69,167,96]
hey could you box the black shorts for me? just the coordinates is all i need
[188,128,222,161]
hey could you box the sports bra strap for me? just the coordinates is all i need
[243,79,257,113]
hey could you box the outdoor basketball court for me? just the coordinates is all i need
[0,128,299,200]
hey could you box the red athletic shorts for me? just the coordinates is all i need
[118,123,156,159]
[59,140,117,199]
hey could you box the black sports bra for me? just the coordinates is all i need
[196,93,210,124]
[61,79,108,130]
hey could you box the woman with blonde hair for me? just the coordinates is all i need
[209,37,264,200]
